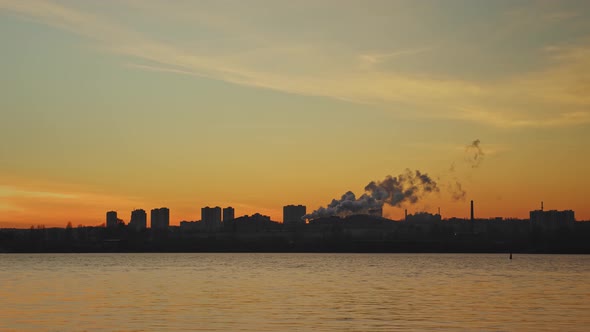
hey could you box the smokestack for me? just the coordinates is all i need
[541,201,544,211]
[405,209,408,221]
[470,200,474,221]
[438,207,441,216]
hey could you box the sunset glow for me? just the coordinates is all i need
[1,0,589,227]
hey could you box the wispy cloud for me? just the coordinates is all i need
[0,181,145,225]
[504,6,578,25]
[0,186,77,199]
[1,0,589,128]
[359,47,432,67]
[0,184,142,206]
[0,202,24,212]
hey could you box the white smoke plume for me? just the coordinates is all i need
[304,169,439,220]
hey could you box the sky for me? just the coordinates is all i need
[1,0,589,227]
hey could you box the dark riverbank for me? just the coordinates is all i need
[2,216,590,253]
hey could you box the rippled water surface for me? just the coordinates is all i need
[1,253,589,331]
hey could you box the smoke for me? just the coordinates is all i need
[305,169,439,220]
[305,139,483,220]
[303,191,382,220]
[364,169,439,206]
[446,139,485,199]
[465,139,484,168]
[449,181,466,201]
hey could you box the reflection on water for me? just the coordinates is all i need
[1,254,589,331]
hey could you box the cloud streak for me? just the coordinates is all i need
[0,182,145,226]
[359,47,432,67]
[1,0,589,128]
[0,186,79,200]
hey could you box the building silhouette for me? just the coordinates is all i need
[106,211,118,228]
[406,212,442,223]
[5,201,590,254]
[283,205,306,225]
[223,207,235,223]
[368,207,383,218]
[251,213,272,222]
[202,206,222,231]
[129,209,147,231]
[151,207,170,230]
[530,209,575,231]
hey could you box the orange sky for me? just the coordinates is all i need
[1,1,590,227]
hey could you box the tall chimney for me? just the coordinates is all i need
[405,209,408,221]
[470,200,474,221]
[438,207,441,215]
[541,201,544,211]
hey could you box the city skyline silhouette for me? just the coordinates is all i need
[1,197,586,253]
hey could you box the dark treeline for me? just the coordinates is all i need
[2,215,590,253]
